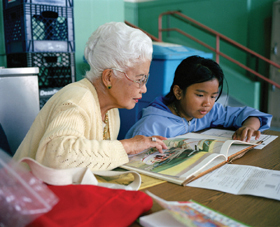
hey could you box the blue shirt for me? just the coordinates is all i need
[125,96,272,138]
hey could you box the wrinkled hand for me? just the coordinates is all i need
[120,135,168,155]
[232,126,261,142]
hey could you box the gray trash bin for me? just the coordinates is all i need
[0,67,40,154]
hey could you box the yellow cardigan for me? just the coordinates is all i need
[13,78,128,170]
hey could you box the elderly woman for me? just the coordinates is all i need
[13,22,167,170]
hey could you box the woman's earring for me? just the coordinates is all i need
[107,85,112,89]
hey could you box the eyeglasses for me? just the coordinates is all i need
[111,68,149,88]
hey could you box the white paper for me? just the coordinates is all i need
[187,164,280,201]
[201,129,278,149]
[139,210,186,227]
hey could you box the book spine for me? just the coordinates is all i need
[183,160,227,185]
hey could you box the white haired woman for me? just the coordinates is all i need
[13,22,167,170]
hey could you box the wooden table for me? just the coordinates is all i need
[133,130,280,227]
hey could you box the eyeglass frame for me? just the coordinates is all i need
[111,68,149,88]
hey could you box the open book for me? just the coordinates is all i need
[121,133,260,186]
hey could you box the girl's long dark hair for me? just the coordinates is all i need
[166,55,226,103]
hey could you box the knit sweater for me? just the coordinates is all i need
[13,78,129,170]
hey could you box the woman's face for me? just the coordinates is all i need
[111,60,151,110]
[179,78,219,121]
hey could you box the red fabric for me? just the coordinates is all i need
[28,185,153,227]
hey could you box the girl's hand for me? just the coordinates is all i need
[233,116,261,142]
[232,126,261,142]
[120,135,168,155]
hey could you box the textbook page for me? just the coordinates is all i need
[201,128,278,149]
[187,164,280,201]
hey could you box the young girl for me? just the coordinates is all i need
[125,55,272,142]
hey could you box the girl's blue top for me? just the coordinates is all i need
[125,96,272,138]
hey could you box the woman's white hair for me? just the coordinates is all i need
[84,22,153,81]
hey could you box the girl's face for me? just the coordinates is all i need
[178,78,220,121]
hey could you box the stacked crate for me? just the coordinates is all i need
[3,0,75,108]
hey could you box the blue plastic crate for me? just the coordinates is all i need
[7,52,75,88]
[3,3,75,53]
[3,0,73,9]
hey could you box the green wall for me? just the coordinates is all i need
[0,0,124,81]
[247,0,275,79]
[125,0,248,65]
[124,0,276,110]
[125,0,275,69]
[74,0,124,81]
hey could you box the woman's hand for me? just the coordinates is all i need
[120,135,168,155]
[232,116,261,142]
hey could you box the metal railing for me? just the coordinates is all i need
[158,11,280,89]
[125,20,161,42]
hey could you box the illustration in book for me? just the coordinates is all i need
[123,134,258,185]
[135,138,221,174]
